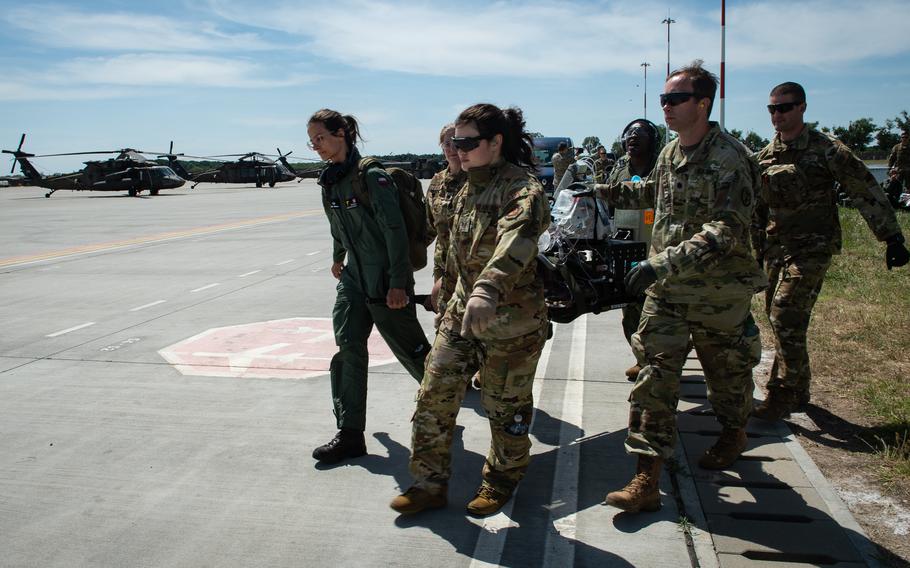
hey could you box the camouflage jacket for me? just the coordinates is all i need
[606,154,654,187]
[888,141,910,173]
[594,157,614,184]
[424,167,467,281]
[551,151,572,188]
[598,122,766,303]
[438,160,550,340]
[753,127,901,259]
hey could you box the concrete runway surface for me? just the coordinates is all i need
[0,181,875,567]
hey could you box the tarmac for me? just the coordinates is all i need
[0,181,882,567]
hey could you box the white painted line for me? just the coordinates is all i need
[237,270,261,278]
[191,283,220,293]
[305,250,321,256]
[543,315,586,568]
[129,300,166,312]
[469,323,557,568]
[46,322,96,338]
[275,259,295,266]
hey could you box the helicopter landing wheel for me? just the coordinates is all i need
[269,181,276,188]
[45,192,51,198]
[150,189,159,196]
[128,188,137,197]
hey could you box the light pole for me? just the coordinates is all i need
[720,0,726,129]
[641,62,651,119]
[662,14,675,78]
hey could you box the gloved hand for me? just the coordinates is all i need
[460,284,499,339]
[886,234,910,270]
[624,259,658,297]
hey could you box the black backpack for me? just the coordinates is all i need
[351,157,429,271]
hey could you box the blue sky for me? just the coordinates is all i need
[2,0,909,173]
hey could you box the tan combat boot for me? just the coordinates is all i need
[604,455,663,513]
[752,389,799,421]
[390,485,447,515]
[698,427,747,470]
[624,364,641,382]
[466,482,512,516]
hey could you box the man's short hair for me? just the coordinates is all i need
[770,82,806,103]
[557,142,568,151]
[667,59,718,117]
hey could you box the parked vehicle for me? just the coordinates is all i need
[532,137,573,196]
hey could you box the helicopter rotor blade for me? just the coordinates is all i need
[35,151,119,157]
[16,133,25,153]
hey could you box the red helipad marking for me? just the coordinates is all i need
[159,317,396,379]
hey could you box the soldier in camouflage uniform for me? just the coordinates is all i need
[752,82,909,421]
[606,119,662,381]
[887,131,910,202]
[424,124,481,389]
[424,124,468,313]
[551,142,573,192]
[391,104,549,517]
[593,146,615,184]
[596,62,767,514]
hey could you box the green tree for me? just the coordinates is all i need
[611,137,624,156]
[729,128,744,141]
[831,117,877,152]
[582,136,601,152]
[743,131,770,152]
[528,132,544,139]
[892,110,910,134]
[876,122,900,151]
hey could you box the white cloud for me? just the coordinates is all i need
[0,82,134,102]
[4,4,274,52]
[0,54,314,100]
[208,0,910,77]
[51,54,306,88]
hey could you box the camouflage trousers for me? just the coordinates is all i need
[409,326,546,494]
[627,295,761,459]
[764,254,832,399]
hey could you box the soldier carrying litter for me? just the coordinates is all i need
[596,61,767,514]
[391,103,550,517]
[751,82,910,421]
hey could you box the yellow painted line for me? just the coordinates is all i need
[0,209,321,269]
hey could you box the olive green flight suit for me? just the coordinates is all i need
[320,151,430,432]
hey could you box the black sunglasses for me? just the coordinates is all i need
[659,92,696,107]
[623,126,650,141]
[451,135,489,152]
[767,101,803,115]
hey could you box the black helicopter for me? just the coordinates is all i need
[2,134,185,198]
[161,144,304,188]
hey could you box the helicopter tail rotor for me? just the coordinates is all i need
[2,133,36,175]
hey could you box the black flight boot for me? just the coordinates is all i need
[312,428,367,464]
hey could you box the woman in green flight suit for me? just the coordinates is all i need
[307,109,430,464]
